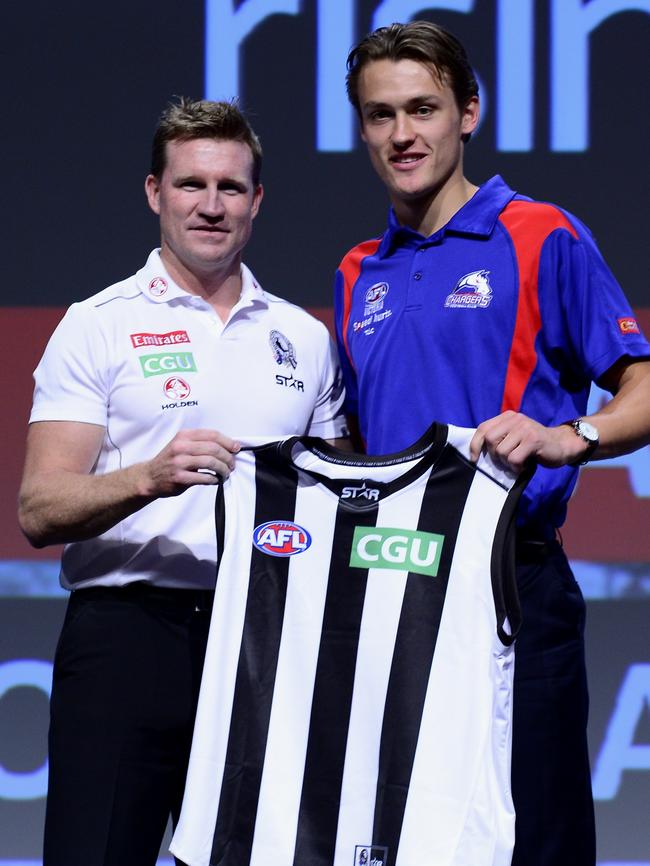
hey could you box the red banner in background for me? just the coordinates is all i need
[2,307,649,563]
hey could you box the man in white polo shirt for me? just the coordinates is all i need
[18,97,348,866]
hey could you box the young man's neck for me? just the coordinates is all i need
[393,175,479,238]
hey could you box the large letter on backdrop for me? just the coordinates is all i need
[205,0,301,100]
[551,0,650,151]
[592,664,650,799]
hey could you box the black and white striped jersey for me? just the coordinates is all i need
[171,422,530,866]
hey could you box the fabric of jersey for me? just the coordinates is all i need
[171,422,529,866]
[334,175,650,532]
[30,249,347,589]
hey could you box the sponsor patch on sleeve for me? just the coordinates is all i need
[617,317,641,335]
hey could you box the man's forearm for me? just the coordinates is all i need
[18,463,156,548]
[587,359,650,460]
[18,423,239,548]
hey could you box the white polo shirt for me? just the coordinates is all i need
[30,250,347,590]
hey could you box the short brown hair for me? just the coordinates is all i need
[347,21,478,118]
[150,97,263,185]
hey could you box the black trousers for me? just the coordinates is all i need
[511,539,596,866]
[43,583,212,866]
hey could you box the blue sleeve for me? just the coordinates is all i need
[333,267,359,419]
[538,213,650,387]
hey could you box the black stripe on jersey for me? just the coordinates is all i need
[292,501,380,866]
[372,446,476,863]
[491,465,532,645]
[210,455,299,866]
[215,479,226,574]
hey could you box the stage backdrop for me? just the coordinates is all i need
[1,2,649,865]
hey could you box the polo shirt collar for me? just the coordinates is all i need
[135,249,268,310]
[378,175,517,257]
[135,249,192,303]
[239,263,268,307]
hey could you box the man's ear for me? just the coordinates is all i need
[144,174,161,215]
[251,183,264,220]
[461,96,480,137]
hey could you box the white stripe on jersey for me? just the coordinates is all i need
[249,484,339,865]
[397,469,515,865]
[333,482,427,866]
[170,455,259,866]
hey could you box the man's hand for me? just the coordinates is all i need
[469,411,585,471]
[18,421,240,547]
[138,429,240,497]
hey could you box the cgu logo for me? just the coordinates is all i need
[341,484,380,502]
[253,521,312,557]
[140,352,197,378]
[350,527,444,577]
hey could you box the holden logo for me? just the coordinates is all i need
[252,521,312,557]
[149,276,168,297]
[163,376,191,400]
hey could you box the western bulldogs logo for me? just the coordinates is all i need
[364,281,389,315]
[253,521,312,557]
[269,330,297,369]
[445,269,493,308]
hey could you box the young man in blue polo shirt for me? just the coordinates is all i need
[335,20,650,866]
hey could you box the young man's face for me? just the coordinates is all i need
[145,137,263,280]
[357,58,479,210]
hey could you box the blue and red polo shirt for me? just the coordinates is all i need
[334,175,650,530]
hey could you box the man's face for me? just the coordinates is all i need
[145,137,263,279]
[357,58,479,208]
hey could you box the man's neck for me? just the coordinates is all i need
[158,249,243,322]
[393,175,479,238]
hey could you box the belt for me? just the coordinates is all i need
[72,581,214,612]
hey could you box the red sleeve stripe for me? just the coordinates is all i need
[498,201,578,412]
[338,239,382,370]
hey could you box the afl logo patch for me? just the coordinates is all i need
[148,276,168,297]
[364,281,388,315]
[253,521,312,557]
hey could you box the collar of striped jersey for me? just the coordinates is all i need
[257,421,452,505]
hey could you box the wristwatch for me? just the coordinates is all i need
[564,418,599,465]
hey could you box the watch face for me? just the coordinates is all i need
[576,420,599,443]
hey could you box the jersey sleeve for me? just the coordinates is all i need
[539,215,650,385]
[29,302,110,426]
[306,327,349,440]
[333,266,359,420]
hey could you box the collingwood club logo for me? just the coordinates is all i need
[354,845,388,866]
[270,329,305,391]
[269,329,297,368]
